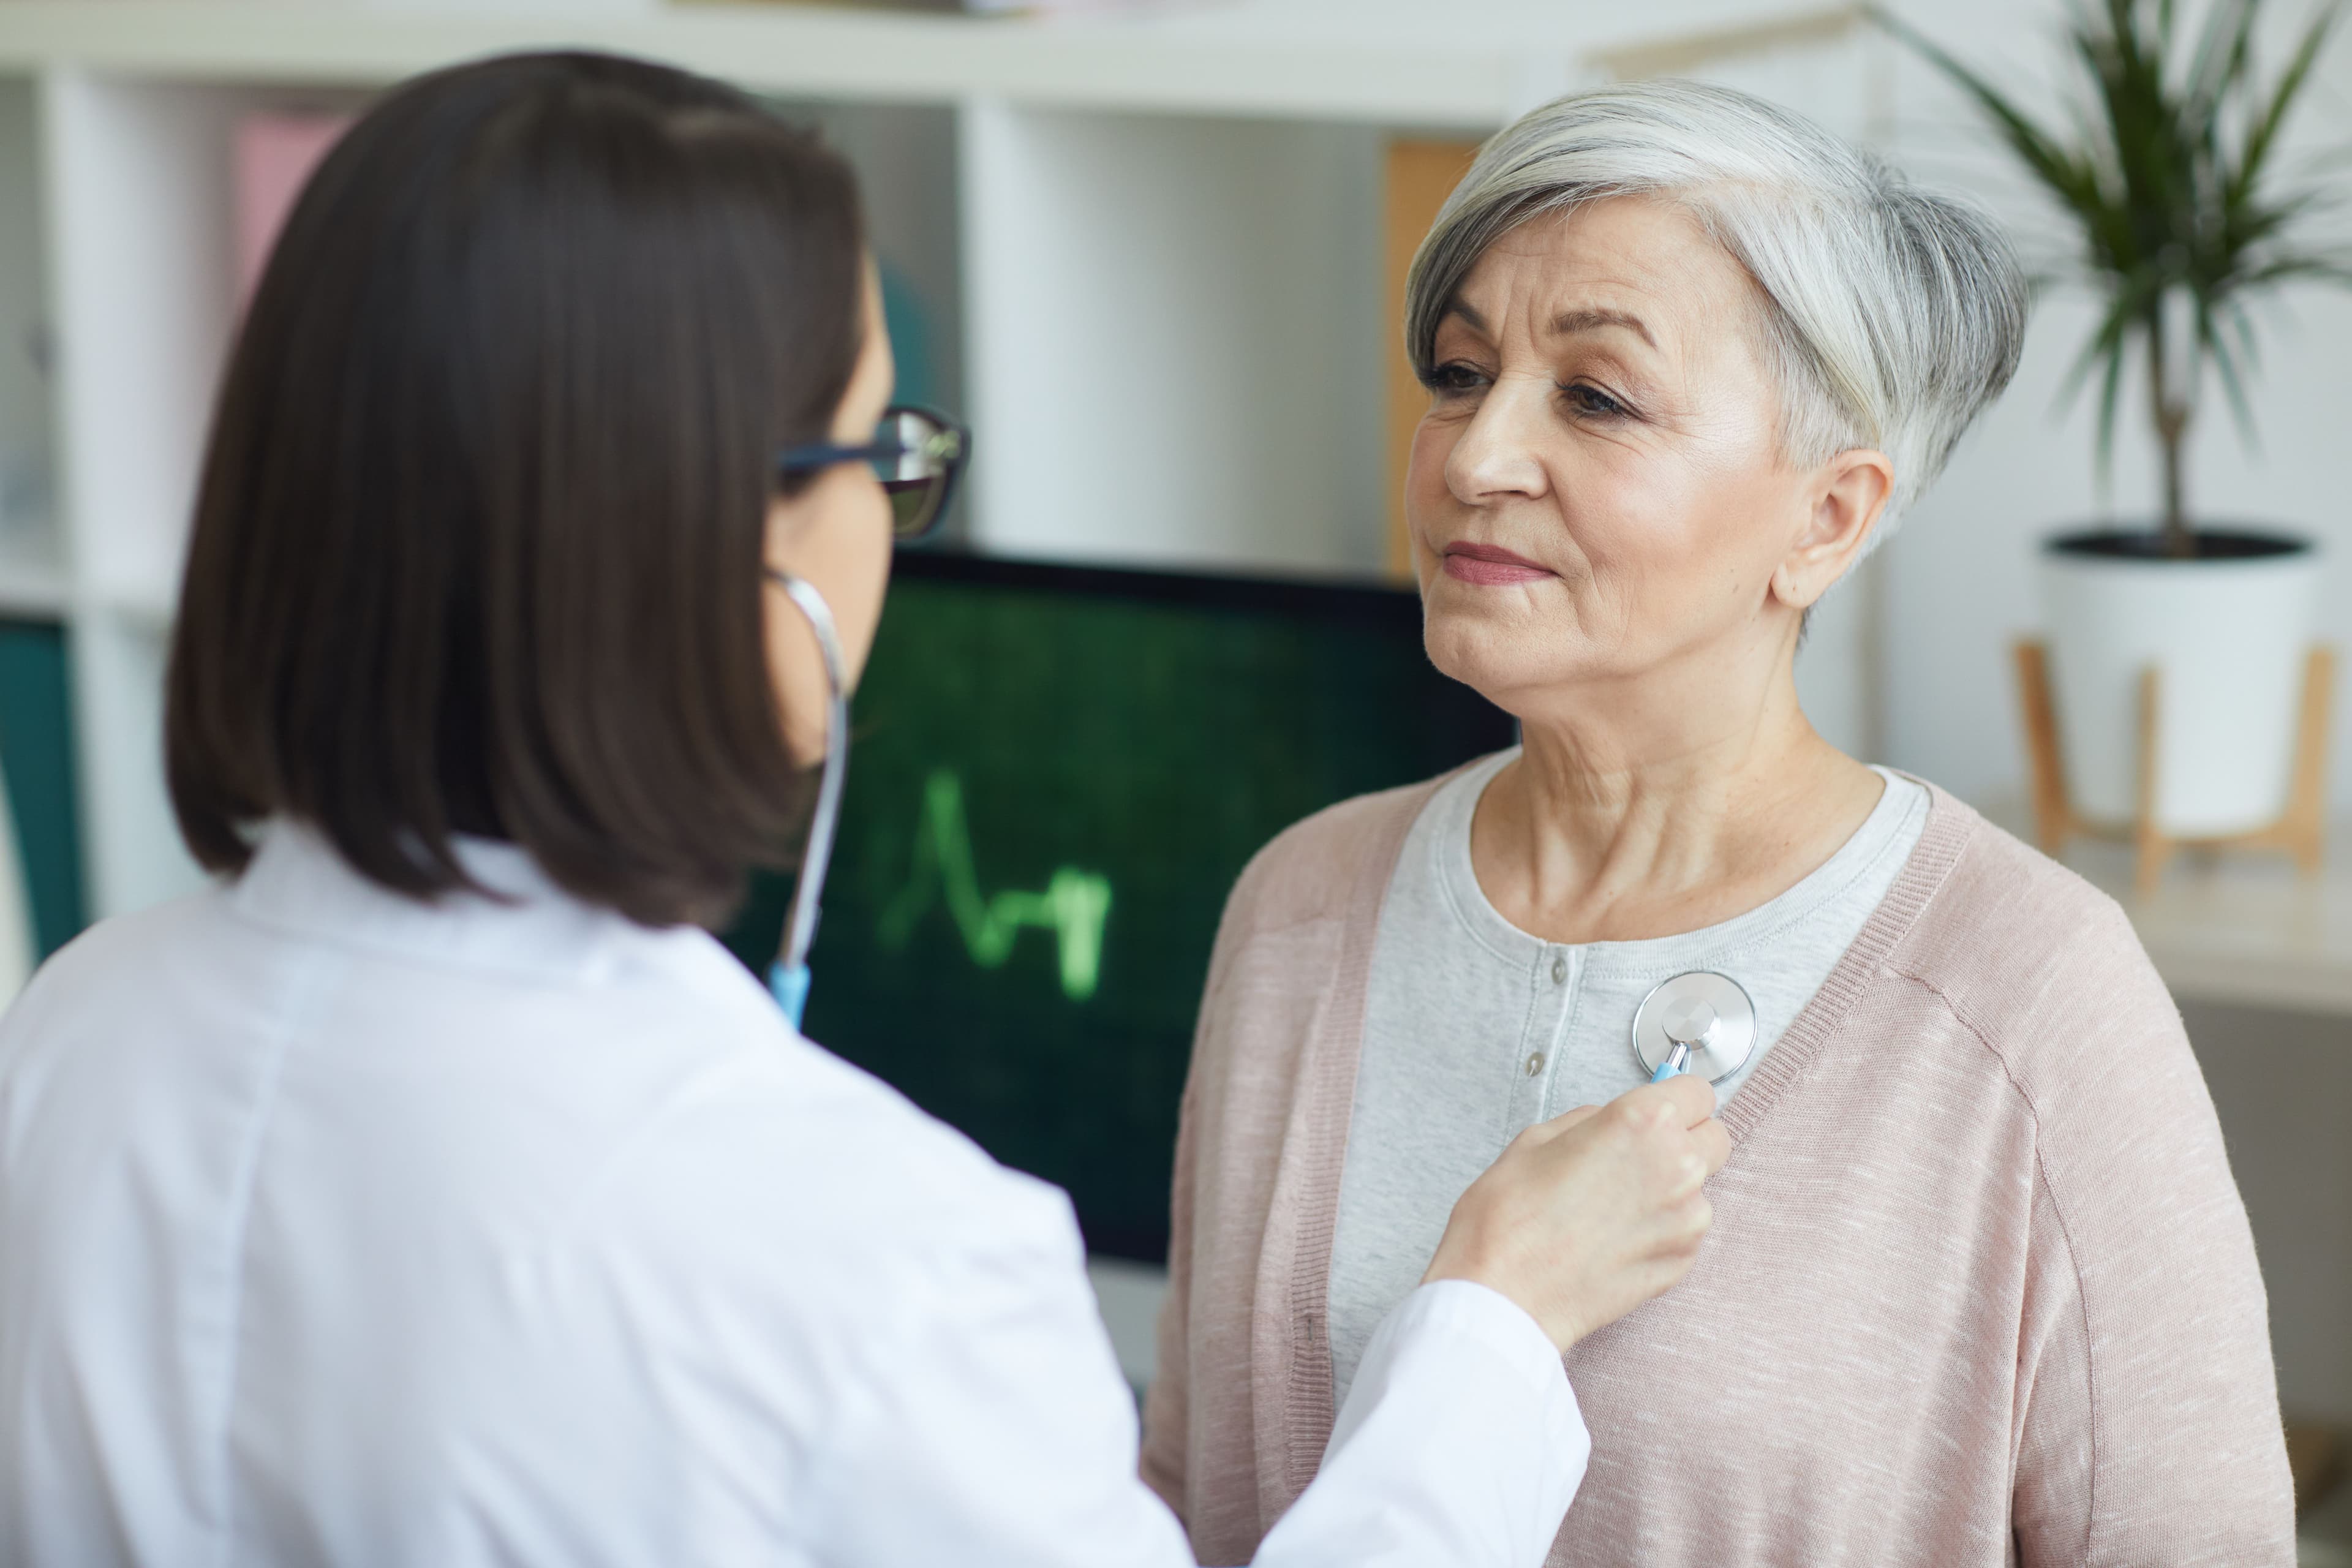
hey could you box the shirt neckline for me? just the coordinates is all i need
[1429,749,1929,978]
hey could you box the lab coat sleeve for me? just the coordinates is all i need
[809,1178,1588,1568]
[1262,1278,1590,1566]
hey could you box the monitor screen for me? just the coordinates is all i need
[724,551,1513,1262]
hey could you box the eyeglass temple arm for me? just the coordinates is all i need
[777,407,962,473]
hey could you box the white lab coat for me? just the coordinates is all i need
[0,823,1589,1566]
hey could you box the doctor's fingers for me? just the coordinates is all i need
[1607,1109,1723,1204]
[1511,1087,1723,1205]
[1690,1115,1732,1178]
[1514,1104,1604,1147]
[1614,1072,1718,1133]
[1632,1191,1716,1294]
[1664,1117,1730,1199]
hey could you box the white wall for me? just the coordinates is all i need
[805,100,965,421]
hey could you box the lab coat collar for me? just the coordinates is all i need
[228,819,654,982]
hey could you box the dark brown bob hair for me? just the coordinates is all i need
[167,51,864,928]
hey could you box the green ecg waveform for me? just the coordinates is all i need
[876,768,1114,1002]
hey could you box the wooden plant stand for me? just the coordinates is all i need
[2013,640,2335,898]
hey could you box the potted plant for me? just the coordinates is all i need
[1885,0,2351,845]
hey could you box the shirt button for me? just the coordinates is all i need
[1524,1052,1545,1076]
[1550,956,1568,986]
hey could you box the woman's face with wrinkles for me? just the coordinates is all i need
[1408,195,1829,720]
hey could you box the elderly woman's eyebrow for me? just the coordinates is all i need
[1441,299,1491,337]
[1547,308,1657,349]
[1438,300,1658,353]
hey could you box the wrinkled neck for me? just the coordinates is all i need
[1474,644,1880,942]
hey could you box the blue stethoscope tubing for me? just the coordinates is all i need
[767,572,851,1031]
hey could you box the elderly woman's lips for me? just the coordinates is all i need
[1442,546,1555,586]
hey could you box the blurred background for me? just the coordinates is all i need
[0,0,2346,1551]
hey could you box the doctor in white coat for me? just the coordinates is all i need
[0,51,1727,1568]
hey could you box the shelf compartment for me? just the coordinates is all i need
[961,102,1386,575]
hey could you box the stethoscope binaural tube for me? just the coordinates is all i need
[766,570,850,1030]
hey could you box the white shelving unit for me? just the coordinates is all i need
[0,0,1875,924]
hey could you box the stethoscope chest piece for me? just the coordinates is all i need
[1632,970,1757,1085]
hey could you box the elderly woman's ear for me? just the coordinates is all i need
[1771,446,1894,611]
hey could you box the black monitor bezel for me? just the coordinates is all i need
[889,545,1430,629]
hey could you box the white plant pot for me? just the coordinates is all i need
[2039,528,2320,838]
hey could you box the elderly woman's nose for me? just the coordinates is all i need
[1444,382,1553,504]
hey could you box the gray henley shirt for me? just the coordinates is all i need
[1326,750,1929,1404]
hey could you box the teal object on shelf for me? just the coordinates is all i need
[879,265,938,413]
[0,620,83,959]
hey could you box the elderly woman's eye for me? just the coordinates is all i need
[1561,382,1632,418]
[1424,362,1489,396]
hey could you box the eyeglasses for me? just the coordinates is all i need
[775,404,970,542]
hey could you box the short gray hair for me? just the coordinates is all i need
[1408,79,2026,535]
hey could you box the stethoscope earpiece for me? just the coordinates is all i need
[1633,970,1757,1085]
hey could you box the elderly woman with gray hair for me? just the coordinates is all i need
[1141,80,2293,1566]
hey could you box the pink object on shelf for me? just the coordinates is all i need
[234,113,353,310]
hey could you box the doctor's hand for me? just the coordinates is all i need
[1420,1076,1729,1353]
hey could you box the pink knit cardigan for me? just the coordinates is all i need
[1139,772,2293,1566]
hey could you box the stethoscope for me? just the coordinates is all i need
[1632,970,1757,1085]
[764,567,1765,1085]
[766,571,850,1031]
